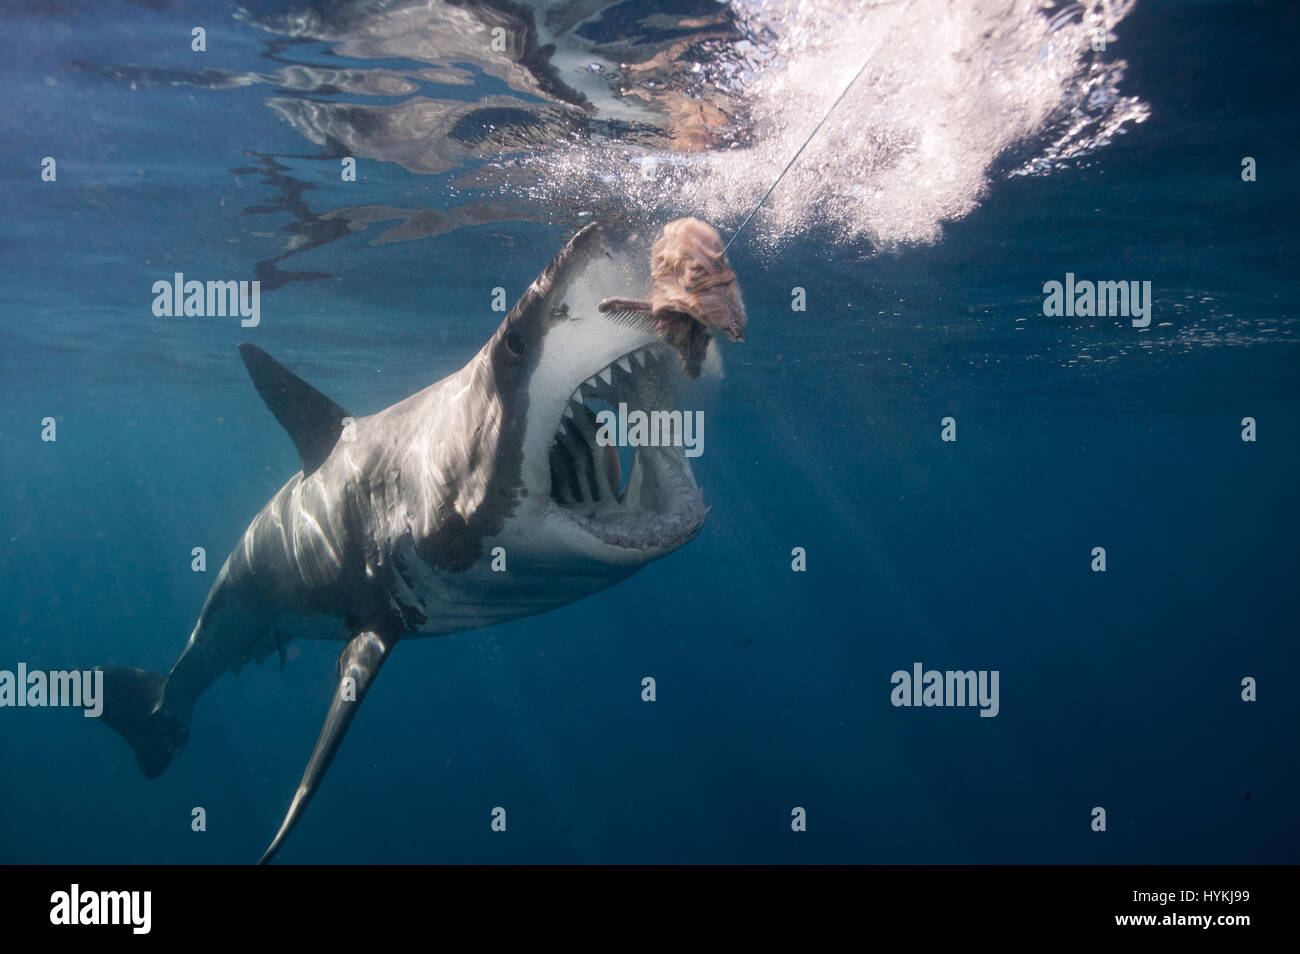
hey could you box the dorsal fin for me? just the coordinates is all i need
[238,343,351,476]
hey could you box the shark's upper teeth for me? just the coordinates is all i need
[634,349,648,367]
[599,367,613,386]
[616,355,632,374]
[563,403,575,419]
[585,376,598,389]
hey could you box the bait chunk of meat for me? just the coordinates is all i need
[599,217,746,378]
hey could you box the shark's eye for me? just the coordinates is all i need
[504,331,525,356]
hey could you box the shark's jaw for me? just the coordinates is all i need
[517,305,709,566]
[546,338,707,554]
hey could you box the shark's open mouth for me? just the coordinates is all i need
[545,341,706,551]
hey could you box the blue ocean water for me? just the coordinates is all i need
[0,0,1296,864]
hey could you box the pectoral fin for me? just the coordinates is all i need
[257,629,395,865]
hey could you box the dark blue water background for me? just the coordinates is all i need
[0,0,1296,862]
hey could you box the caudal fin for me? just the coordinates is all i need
[93,666,189,778]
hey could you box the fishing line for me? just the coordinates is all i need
[723,58,871,256]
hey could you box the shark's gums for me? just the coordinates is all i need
[87,221,742,863]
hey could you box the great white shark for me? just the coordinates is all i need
[91,223,727,863]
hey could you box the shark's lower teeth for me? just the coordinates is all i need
[569,494,707,550]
